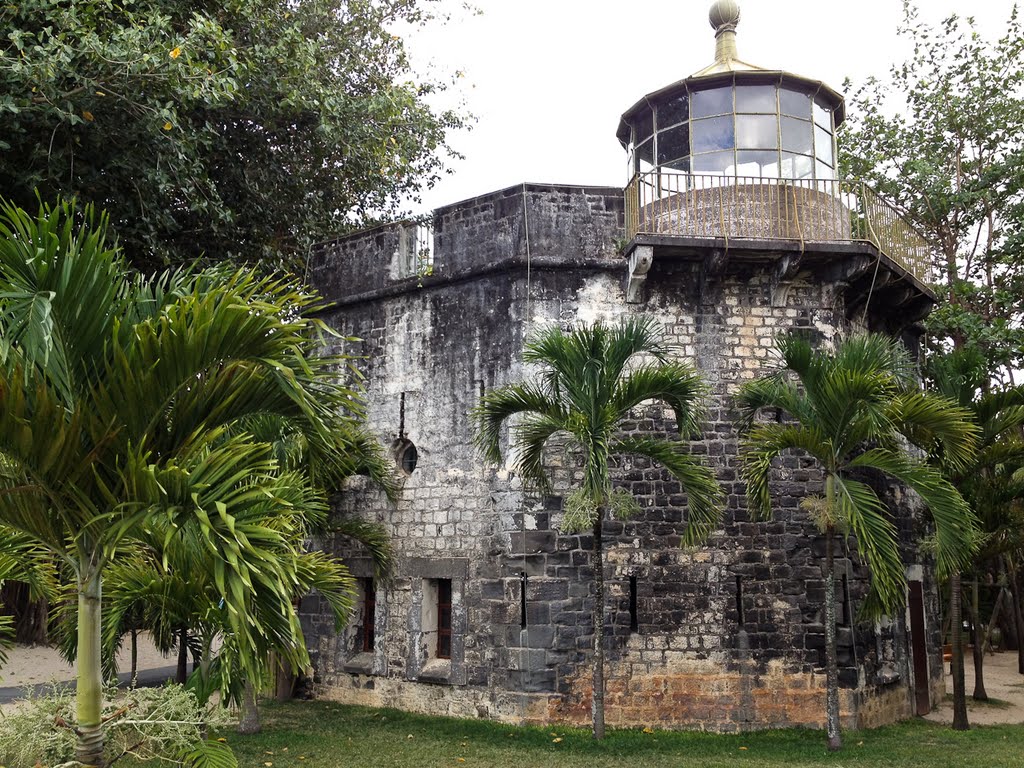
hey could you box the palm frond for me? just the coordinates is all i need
[473,382,567,464]
[887,392,979,473]
[612,435,722,546]
[739,423,832,519]
[832,475,905,619]
[512,414,571,493]
[330,518,394,581]
[848,449,978,580]
[611,363,707,438]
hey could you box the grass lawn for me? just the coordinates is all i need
[224,700,1024,768]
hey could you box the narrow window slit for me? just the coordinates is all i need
[735,575,745,626]
[629,575,639,631]
[437,579,452,659]
[520,572,528,628]
[841,573,850,627]
[399,392,406,438]
[361,578,376,652]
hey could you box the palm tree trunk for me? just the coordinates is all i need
[238,681,261,734]
[591,510,606,741]
[1012,560,1024,675]
[276,656,294,702]
[970,577,988,701]
[176,626,189,684]
[130,627,138,687]
[75,564,105,767]
[824,523,841,752]
[950,571,969,730]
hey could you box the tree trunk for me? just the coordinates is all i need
[237,681,261,734]
[824,524,842,751]
[591,510,605,741]
[130,628,138,687]
[983,588,1006,653]
[970,578,988,701]
[176,627,189,684]
[950,572,969,730]
[75,565,105,767]
[276,657,295,703]
[1012,561,1024,675]
[1,582,49,645]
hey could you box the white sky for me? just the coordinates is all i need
[401,0,1017,214]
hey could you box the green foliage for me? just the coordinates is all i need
[737,333,979,617]
[0,197,391,761]
[0,683,234,768]
[925,348,1024,561]
[840,3,1024,380]
[0,526,58,667]
[0,0,466,270]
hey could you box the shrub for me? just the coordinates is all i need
[0,683,235,767]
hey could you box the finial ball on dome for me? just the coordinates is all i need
[709,0,741,31]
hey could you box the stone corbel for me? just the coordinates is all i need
[626,245,654,304]
[771,252,803,307]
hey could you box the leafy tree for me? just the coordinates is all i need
[840,3,1024,381]
[0,197,388,766]
[736,333,978,751]
[474,318,721,740]
[0,0,465,270]
[926,347,1024,726]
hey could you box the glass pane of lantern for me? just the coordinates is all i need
[663,156,690,173]
[814,125,834,166]
[692,116,734,153]
[658,92,689,129]
[737,150,780,179]
[813,100,832,130]
[781,116,813,154]
[657,124,690,164]
[816,160,835,180]
[636,138,654,174]
[781,152,814,179]
[780,89,812,118]
[736,114,778,149]
[634,107,654,144]
[692,150,735,175]
[691,87,733,118]
[735,84,777,113]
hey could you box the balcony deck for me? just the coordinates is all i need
[625,172,931,285]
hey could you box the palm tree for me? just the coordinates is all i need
[736,333,978,751]
[474,317,721,740]
[926,347,1024,725]
[0,198,389,766]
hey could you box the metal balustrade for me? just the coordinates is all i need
[624,172,930,283]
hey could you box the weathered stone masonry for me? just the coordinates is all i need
[300,182,945,731]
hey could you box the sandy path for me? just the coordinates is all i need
[925,650,1024,726]
[0,633,172,690]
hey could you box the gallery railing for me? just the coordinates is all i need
[624,172,930,283]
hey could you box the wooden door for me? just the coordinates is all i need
[908,580,931,716]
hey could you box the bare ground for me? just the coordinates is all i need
[925,650,1024,726]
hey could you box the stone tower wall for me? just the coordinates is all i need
[301,184,943,731]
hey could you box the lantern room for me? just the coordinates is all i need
[616,1,845,182]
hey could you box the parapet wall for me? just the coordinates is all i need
[309,183,625,305]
